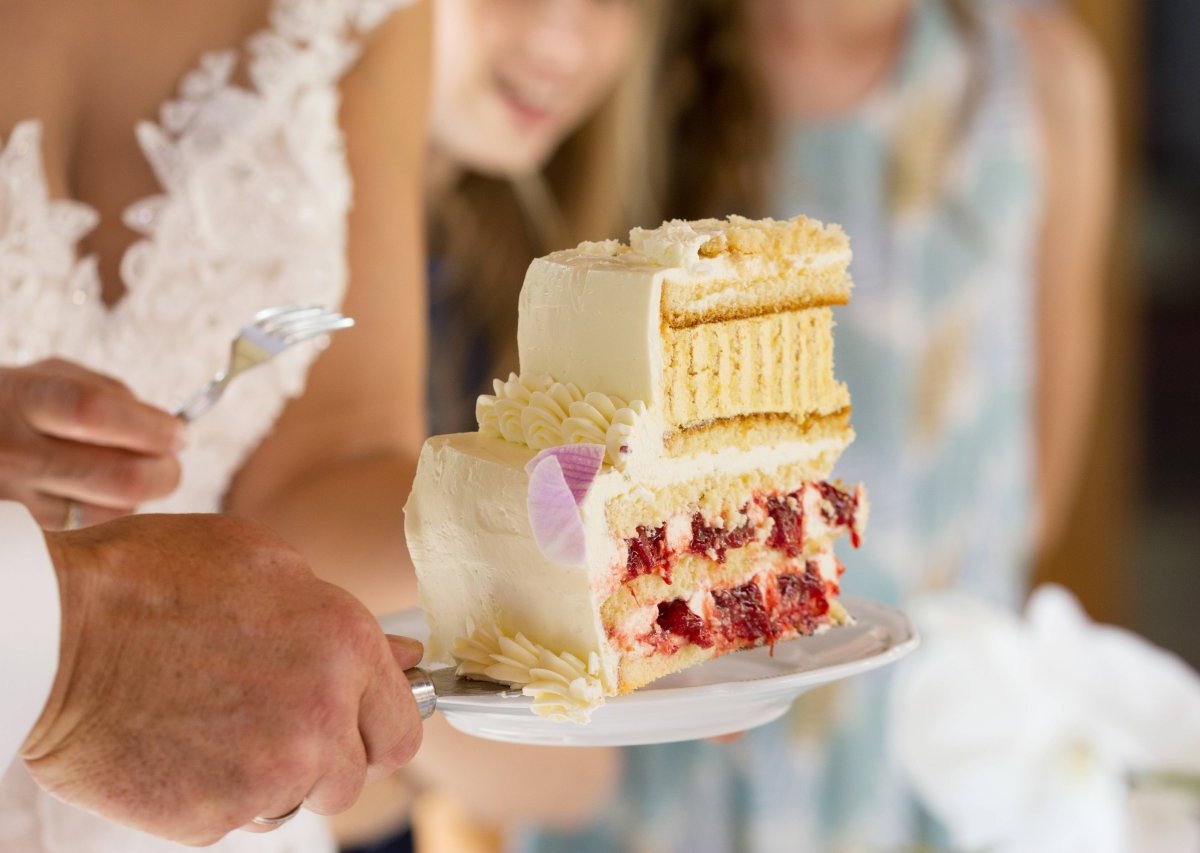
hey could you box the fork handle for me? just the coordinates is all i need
[173,375,229,424]
[404,668,438,720]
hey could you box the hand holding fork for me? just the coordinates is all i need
[0,305,353,530]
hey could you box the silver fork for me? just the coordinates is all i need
[174,305,355,424]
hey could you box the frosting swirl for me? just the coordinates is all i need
[476,373,652,470]
[452,623,605,723]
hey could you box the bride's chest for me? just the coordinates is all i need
[0,0,273,301]
[0,0,361,408]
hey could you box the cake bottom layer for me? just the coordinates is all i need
[614,556,850,694]
[601,477,864,694]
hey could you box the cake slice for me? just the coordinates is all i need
[405,215,866,721]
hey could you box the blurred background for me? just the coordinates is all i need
[1036,0,1198,669]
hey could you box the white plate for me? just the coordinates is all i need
[380,596,918,746]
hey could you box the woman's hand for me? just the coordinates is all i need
[0,359,185,529]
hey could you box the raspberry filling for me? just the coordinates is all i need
[655,599,714,648]
[712,582,771,643]
[625,524,670,583]
[764,494,804,555]
[776,561,832,634]
[652,562,836,654]
[620,481,860,584]
[816,482,861,548]
[690,514,755,562]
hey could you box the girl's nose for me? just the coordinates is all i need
[515,0,592,78]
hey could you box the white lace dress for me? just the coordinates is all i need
[0,0,409,849]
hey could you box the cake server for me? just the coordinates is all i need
[404,667,522,719]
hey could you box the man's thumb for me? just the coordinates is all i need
[385,634,424,670]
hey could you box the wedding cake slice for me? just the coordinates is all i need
[405,216,867,722]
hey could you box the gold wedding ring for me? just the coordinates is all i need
[63,500,83,531]
[251,803,303,828]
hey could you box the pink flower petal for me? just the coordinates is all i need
[524,444,605,506]
[526,456,588,566]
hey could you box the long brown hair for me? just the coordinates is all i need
[647,0,773,222]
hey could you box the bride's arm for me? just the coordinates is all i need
[223,2,620,831]
[224,4,429,615]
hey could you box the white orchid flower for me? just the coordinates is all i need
[890,585,1200,853]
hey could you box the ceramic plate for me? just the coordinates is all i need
[379,596,918,746]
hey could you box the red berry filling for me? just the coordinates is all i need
[647,567,834,654]
[764,495,805,556]
[816,482,861,547]
[625,524,670,583]
[655,599,714,648]
[776,562,831,634]
[689,513,755,562]
[711,582,772,643]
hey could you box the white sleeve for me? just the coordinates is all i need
[0,502,60,768]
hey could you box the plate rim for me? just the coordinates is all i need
[380,596,919,716]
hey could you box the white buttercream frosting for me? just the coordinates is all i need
[576,239,623,256]
[627,219,715,270]
[476,373,655,470]
[452,622,605,723]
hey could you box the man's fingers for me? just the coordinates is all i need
[385,635,424,669]
[21,375,185,455]
[359,640,423,787]
[303,733,368,816]
[33,437,182,508]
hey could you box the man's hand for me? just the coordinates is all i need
[23,514,423,846]
[0,360,184,528]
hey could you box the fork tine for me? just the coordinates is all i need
[280,316,356,346]
[252,304,321,324]
[256,306,329,332]
[268,311,351,337]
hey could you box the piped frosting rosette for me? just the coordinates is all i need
[476,373,656,471]
[453,624,605,723]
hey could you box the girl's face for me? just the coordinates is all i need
[433,0,639,177]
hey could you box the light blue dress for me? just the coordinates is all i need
[522,1,1042,849]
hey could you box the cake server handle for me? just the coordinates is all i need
[404,668,438,720]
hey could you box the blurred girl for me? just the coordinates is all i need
[336,1,657,850]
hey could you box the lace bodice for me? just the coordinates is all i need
[1,2,410,852]
[0,0,408,516]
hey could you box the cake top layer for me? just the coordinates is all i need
[628,215,850,276]
[536,215,852,290]
[513,215,852,439]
